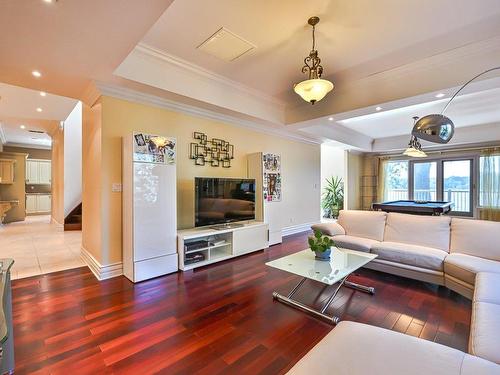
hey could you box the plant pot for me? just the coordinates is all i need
[314,248,331,261]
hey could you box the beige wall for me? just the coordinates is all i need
[345,151,363,210]
[320,144,346,216]
[83,96,321,266]
[51,126,64,225]
[3,146,51,160]
[0,151,27,222]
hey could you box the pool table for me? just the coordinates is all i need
[372,200,453,216]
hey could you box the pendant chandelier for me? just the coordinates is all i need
[403,117,427,158]
[294,16,334,105]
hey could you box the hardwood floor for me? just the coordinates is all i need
[12,232,471,374]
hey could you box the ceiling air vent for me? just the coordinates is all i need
[197,27,256,62]
[28,130,45,134]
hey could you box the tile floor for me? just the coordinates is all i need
[0,215,85,280]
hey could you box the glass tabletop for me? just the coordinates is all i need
[266,249,377,285]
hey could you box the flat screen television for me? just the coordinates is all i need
[195,177,256,227]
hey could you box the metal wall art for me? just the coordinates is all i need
[190,132,234,168]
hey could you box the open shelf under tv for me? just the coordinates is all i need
[177,221,269,271]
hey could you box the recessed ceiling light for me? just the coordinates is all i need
[32,70,42,78]
[36,107,43,112]
[435,93,445,98]
[40,91,47,97]
[20,125,26,129]
[375,106,382,111]
[328,117,334,121]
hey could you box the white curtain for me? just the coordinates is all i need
[377,158,388,202]
[479,149,500,221]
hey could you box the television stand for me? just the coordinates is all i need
[177,221,269,270]
[210,223,244,230]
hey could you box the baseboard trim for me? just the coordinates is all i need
[80,246,123,281]
[282,221,319,237]
[51,216,64,229]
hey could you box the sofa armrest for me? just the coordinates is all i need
[311,222,345,236]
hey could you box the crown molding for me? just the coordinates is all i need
[80,81,101,107]
[4,142,51,150]
[136,43,286,107]
[290,117,374,151]
[95,82,320,145]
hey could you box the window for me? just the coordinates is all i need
[382,157,474,216]
[413,161,437,201]
[479,155,500,208]
[443,160,472,213]
[384,160,409,201]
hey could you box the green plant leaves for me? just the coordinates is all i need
[309,230,334,253]
[321,176,344,219]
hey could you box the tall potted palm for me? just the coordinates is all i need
[322,176,344,219]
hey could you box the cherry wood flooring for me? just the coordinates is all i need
[11,232,471,374]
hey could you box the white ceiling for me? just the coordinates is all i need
[1,122,52,149]
[337,86,500,139]
[0,83,78,121]
[0,82,78,148]
[141,0,500,101]
[1,0,500,151]
[0,0,174,99]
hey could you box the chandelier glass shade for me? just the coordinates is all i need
[403,117,427,158]
[294,78,334,104]
[294,17,334,104]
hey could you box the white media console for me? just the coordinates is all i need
[177,221,269,271]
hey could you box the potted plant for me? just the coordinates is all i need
[308,230,337,261]
[322,176,344,219]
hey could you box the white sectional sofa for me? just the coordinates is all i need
[311,210,500,367]
[287,321,500,375]
[313,210,500,299]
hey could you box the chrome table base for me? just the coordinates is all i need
[272,276,375,325]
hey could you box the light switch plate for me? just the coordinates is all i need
[112,183,122,192]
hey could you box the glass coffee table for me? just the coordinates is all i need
[266,248,377,324]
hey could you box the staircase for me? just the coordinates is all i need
[64,203,82,231]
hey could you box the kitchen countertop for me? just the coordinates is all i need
[0,259,14,344]
[0,200,19,204]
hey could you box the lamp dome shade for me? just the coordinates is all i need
[412,114,454,144]
[403,146,427,158]
[294,79,334,104]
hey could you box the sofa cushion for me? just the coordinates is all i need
[450,218,500,261]
[384,213,451,251]
[330,235,379,253]
[470,302,500,364]
[311,222,345,236]
[444,253,500,285]
[337,210,387,241]
[461,355,500,374]
[474,273,500,304]
[371,241,447,271]
[287,321,500,375]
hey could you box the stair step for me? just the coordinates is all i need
[64,223,82,231]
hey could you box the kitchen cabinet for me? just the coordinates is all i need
[26,194,51,214]
[0,159,15,184]
[25,159,51,185]
[26,195,37,213]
